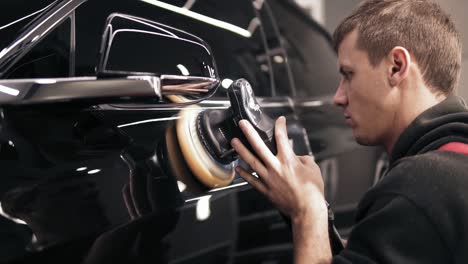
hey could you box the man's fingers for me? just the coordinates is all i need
[236,166,269,195]
[231,138,268,177]
[274,116,295,159]
[298,155,315,165]
[238,120,278,167]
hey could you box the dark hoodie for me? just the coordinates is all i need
[333,96,468,264]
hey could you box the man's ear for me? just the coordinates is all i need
[388,46,411,87]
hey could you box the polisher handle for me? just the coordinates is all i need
[227,79,277,155]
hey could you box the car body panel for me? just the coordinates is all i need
[0,0,386,262]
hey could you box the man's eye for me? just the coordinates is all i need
[342,72,352,80]
[339,68,353,80]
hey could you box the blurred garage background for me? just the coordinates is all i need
[297,0,468,100]
[0,1,466,263]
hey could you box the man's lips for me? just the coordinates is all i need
[344,113,352,125]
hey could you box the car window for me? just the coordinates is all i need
[2,17,71,79]
[268,0,340,98]
[255,1,297,97]
[0,0,57,53]
[74,0,275,96]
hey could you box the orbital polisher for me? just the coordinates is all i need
[163,78,277,191]
[163,81,345,253]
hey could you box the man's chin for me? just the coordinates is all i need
[354,134,378,146]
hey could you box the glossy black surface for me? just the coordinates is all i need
[0,0,85,77]
[0,0,58,53]
[97,13,217,79]
[0,0,386,263]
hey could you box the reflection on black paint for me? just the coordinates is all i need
[0,106,185,263]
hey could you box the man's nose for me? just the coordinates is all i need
[333,84,348,107]
[333,82,347,107]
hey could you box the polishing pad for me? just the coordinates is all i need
[165,122,205,194]
[175,105,236,188]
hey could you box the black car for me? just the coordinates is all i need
[0,0,386,263]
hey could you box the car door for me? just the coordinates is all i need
[0,0,312,263]
[78,1,311,263]
[0,0,385,263]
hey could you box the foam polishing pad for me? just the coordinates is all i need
[165,122,206,194]
[176,105,236,188]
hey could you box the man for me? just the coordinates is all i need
[231,0,468,263]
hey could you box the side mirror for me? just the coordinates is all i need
[97,13,220,104]
[0,13,219,106]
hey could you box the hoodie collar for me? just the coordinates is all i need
[389,96,468,165]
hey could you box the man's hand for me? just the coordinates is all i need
[231,116,332,263]
[231,116,324,219]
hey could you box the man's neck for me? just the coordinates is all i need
[384,86,446,155]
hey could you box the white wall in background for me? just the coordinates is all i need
[323,0,361,33]
[295,0,324,25]
[435,0,468,100]
[324,0,468,100]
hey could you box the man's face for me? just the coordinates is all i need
[333,30,397,146]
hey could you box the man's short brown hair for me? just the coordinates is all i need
[333,0,462,95]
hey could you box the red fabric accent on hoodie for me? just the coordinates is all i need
[438,142,468,155]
